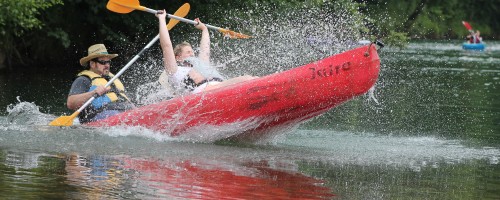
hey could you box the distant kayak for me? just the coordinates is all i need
[462,42,485,51]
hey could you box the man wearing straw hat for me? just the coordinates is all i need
[67,44,134,123]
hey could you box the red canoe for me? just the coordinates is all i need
[86,44,381,141]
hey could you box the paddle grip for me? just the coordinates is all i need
[144,7,158,14]
[167,14,221,31]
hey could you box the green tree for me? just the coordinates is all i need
[1,0,498,72]
[0,0,62,70]
[360,0,499,40]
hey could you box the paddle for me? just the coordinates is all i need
[48,4,190,127]
[462,21,474,33]
[107,0,251,39]
[462,21,478,42]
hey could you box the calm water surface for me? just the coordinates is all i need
[0,40,499,199]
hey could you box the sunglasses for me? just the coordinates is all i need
[93,59,112,65]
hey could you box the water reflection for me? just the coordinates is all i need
[301,160,500,199]
[0,150,335,199]
[0,150,69,199]
[2,145,499,199]
[64,154,127,199]
[122,158,334,199]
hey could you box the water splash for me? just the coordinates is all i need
[122,2,370,94]
[102,125,178,142]
[177,117,263,143]
[6,97,55,125]
[366,85,380,105]
[210,3,369,78]
[134,81,173,106]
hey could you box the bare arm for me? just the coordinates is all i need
[67,86,109,110]
[194,18,210,64]
[157,10,178,75]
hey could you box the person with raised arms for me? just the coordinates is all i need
[156,10,257,95]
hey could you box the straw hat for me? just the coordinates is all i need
[79,44,118,66]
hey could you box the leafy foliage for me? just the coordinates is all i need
[0,0,62,36]
[0,0,498,71]
[361,0,499,40]
[384,31,409,49]
[0,0,62,68]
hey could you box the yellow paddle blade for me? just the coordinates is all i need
[107,1,134,13]
[167,3,190,30]
[107,0,144,14]
[219,28,252,39]
[49,111,80,126]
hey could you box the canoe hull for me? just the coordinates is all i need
[86,44,381,141]
[462,42,485,50]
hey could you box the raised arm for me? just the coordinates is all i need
[157,10,178,75]
[194,18,210,64]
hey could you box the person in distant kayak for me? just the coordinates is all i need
[466,30,482,43]
[156,10,257,95]
[66,44,134,123]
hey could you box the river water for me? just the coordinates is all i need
[0,40,499,199]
